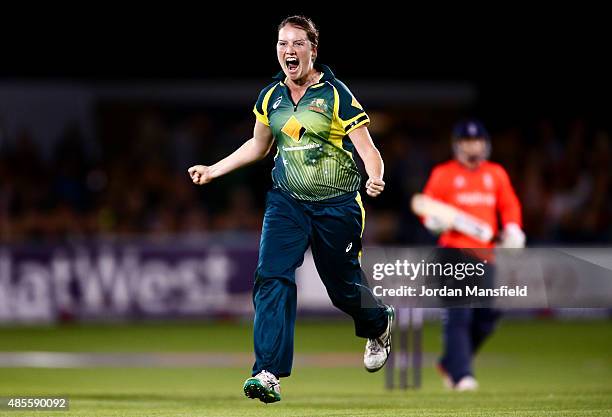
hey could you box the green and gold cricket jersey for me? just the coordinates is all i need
[253,64,370,201]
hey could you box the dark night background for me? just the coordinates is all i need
[1,10,610,244]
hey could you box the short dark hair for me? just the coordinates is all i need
[278,15,319,48]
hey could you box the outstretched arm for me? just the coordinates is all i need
[349,125,385,197]
[188,121,274,185]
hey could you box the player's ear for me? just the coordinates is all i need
[312,45,317,63]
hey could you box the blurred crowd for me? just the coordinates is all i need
[0,102,610,245]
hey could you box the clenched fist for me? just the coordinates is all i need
[188,165,213,185]
[365,178,385,197]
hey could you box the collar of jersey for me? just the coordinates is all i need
[273,64,335,86]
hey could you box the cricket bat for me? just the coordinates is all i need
[411,193,493,243]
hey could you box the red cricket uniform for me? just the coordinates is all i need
[423,160,522,249]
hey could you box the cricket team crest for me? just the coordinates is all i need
[482,173,494,189]
[454,175,466,188]
[308,98,328,114]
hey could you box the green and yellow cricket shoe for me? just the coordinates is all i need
[243,370,281,403]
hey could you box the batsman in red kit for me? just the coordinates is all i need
[421,119,525,391]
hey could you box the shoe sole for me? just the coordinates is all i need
[243,378,281,403]
[365,305,395,373]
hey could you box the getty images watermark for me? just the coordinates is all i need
[370,259,528,298]
[360,247,612,308]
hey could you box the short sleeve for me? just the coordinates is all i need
[331,79,370,134]
[253,82,279,126]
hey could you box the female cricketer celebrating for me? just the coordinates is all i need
[188,16,393,403]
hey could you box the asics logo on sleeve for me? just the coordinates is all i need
[273,96,282,109]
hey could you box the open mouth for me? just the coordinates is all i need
[285,57,299,74]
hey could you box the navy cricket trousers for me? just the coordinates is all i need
[436,248,502,382]
[440,307,501,382]
[252,188,388,378]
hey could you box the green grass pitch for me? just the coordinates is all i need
[0,319,610,416]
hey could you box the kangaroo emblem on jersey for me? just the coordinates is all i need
[308,98,328,114]
[273,96,282,109]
